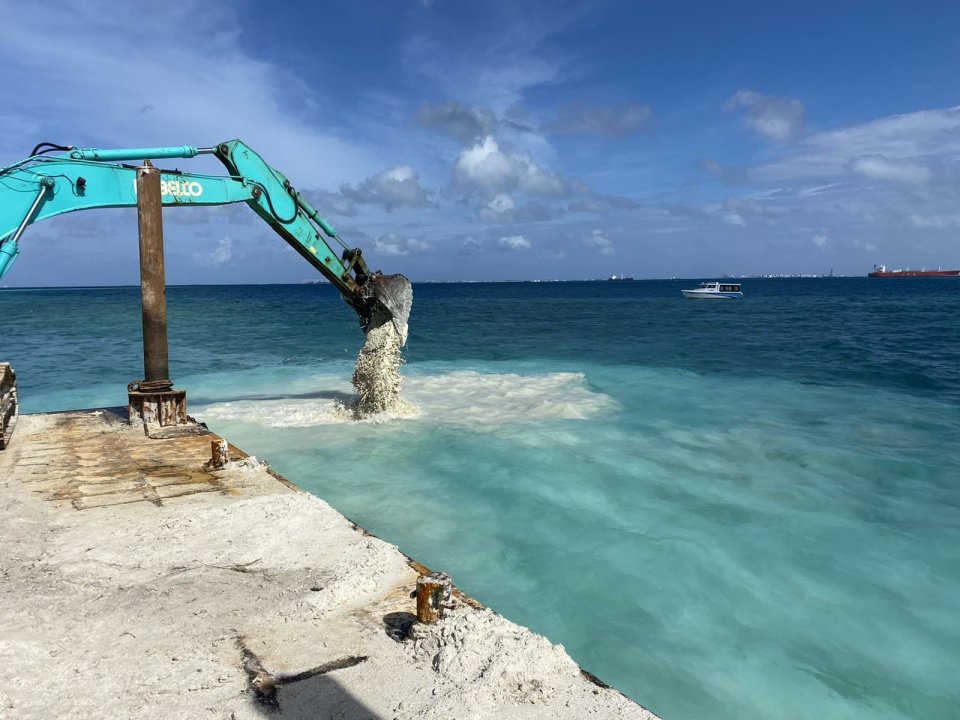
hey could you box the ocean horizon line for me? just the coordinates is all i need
[0,276,856,291]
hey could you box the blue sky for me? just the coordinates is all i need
[2,0,959,285]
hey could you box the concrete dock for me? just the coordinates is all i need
[0,408,658,719]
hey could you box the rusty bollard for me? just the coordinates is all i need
[207,439,229,470]
[0,362,18,450]
[416,572,452,623]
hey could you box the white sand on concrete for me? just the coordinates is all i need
[0,411,659,719]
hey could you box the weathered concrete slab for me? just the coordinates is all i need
[0,409,658,720]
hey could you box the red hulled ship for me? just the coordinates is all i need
[868,264,960,278]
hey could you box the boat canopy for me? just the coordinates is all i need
[698,282,741,291]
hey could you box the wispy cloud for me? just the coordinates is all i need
[459,236,484,255]
[909,213,960,228]
[725,90,805,141]
[584,230,615,255]
[478,193,558,222]
[542,103,652,136]
[400,4,579,115]
[416,102,496,144]
[499,235,531,250]
[5,1,959,284]
[0,2,379,186]
[339,166,433,210]
[753,106,960,183]
[846,154,932,185]
[373,233,431,256]
[192,236,233,267]
[698,159,749,185]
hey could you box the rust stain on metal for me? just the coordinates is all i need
[128,380,187,427]
[415,571,453,624]
[0,362,18,450]
[204,438,229,470]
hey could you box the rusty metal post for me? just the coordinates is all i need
[416,572,452,623]
[0,363,18,450]
[209,439,229,469]
[136,161,169,383]
[128,161,187,428]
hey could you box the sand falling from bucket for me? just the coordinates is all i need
[350,306,416,419]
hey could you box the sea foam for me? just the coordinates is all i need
[196,370,615,428]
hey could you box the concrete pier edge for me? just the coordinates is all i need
[0,408,659,719]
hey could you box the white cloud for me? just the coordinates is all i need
[458,236,484,255]
[725,90,805,141]
[812,233,830,249]
[847,155,932,185]
[303,190,360,218]
[211,237,232,264]
[340,165,432,210]
[193,236,232,266]
[910,213,960,228]
[304,165,431,217]
[373,233,430,256]
[479,195,561,223]
[454,136,567,197]
[584,230,615,255]
[753,106,960,183]
[485,193,515,215]
[499,235,531,250]
[700,197,783,228]
[0,2,378,186]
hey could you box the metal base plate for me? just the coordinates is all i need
[128,379,187,427]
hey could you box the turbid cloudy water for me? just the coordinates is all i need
[3,280,958,720]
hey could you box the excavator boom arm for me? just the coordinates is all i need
[0,140,410,333]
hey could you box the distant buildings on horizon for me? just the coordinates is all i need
[391,274,848,284]
[299,268,847,284]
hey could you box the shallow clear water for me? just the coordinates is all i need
[3,279,959,719]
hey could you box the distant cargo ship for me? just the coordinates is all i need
[868,264,960,278]
[608,274,634,281]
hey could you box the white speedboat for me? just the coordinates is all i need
[681,281,743,299]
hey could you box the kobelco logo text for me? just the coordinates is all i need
[161,180,203,197]
[132,179,204,197]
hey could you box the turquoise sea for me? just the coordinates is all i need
[2,279,958,720]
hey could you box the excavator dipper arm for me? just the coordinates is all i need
[0,140,410,334]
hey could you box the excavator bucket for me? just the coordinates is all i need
[356,273,413,345]
[371,273,413,344]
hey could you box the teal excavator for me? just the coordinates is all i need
[0,140,412,333]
